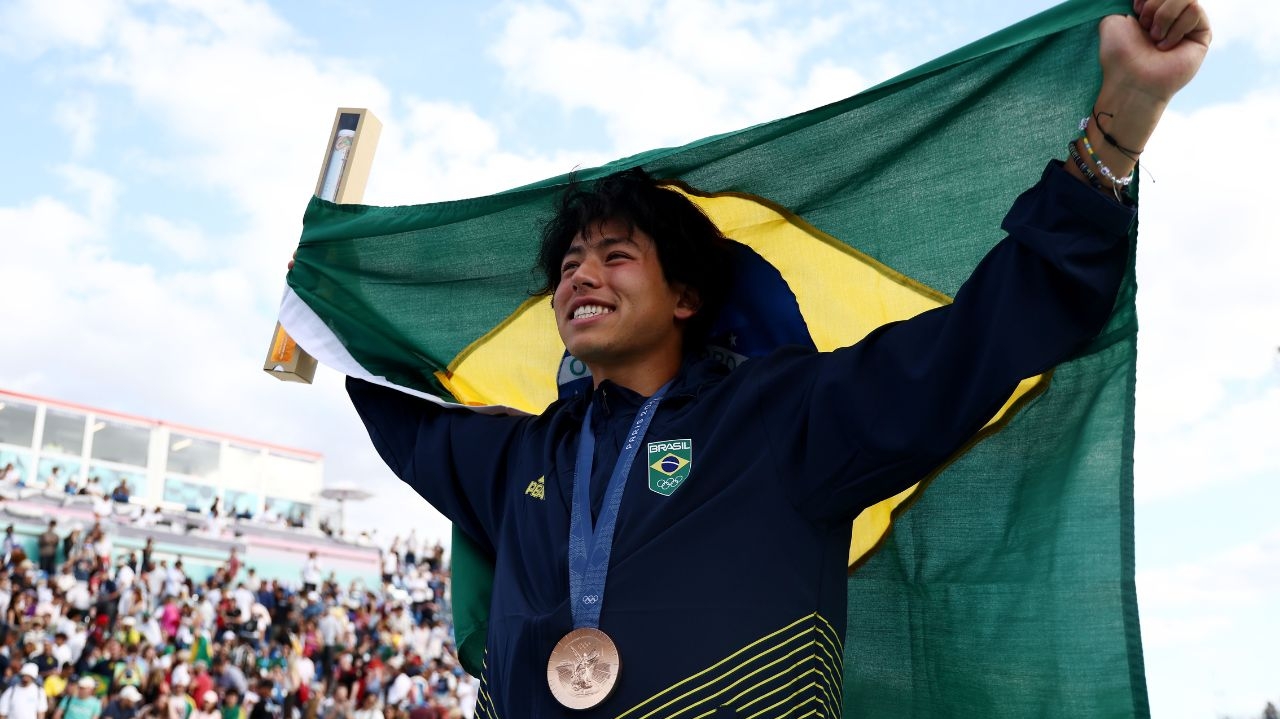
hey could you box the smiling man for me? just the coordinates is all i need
[346,2,1210,716]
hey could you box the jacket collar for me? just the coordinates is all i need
[568,355,728,419]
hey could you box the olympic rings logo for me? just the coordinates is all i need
[582,595,599,605]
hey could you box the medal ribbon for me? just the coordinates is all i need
[568,381,672,629]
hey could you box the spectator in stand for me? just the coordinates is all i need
[48,637,71,672]
[189,693,217,719]
[135,615,160,651]
[209,658,245,701]
[0,464,19,485]
[165,682,192,719]
[189,665,212,705]
[222,553,239,586]
[29,641,57,677]
[246,680,278,719]
[260,505,280,527]
[57,535,77,576]
[377,554,395,589]
[157,599,180,644]
[96,532,112,571]
[3,527,19,567]
[51,678,100,719]
[300,556,320,596]
[82,478,103,499]
[1,664,48,719]
[110,482,130,504]
[215,691,241,719]
[139,542,154,578]
[136,681,169,719]
[0,505,472,717]
[42,665,72,704]
[36,524,59,578]
[349,693,379,719]
[101,686,141,719]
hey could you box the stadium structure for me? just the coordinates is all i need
[0,388,381,585]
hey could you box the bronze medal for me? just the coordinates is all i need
[546,627,621,710]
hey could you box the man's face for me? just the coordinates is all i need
[553,219,695,379]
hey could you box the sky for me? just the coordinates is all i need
[1,0,1277,716]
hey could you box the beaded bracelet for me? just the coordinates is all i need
[1066,139,1106,192]
[1077,116,1135,191]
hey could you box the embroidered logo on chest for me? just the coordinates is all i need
[524,475,545,500]
[646,439,692,497]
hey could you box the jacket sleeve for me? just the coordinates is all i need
[758,161,1135,524]
[346,377,530,553]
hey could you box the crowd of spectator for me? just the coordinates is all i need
[0,521,476,719]
[0,466,354,544]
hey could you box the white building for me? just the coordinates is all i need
[0,388,322,523]
[0,388,381,586]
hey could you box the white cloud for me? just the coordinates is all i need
[364,99,602,205]
[1133,88,1280,502]
[36,0,388,294]
[53,163,120,223]
[1135,384,1280,501]
[0,0,126,58]
[137,214,211,262]
[1200,0,1280,61]
[489,0,872,155]
[1139,529,1280,617]
[53,94,99,157]
[1139,529,1280,719]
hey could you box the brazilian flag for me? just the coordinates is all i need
[283,0,1147,716]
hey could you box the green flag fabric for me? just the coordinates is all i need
[283,1,1147,716]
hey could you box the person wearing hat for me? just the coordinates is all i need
[50,678,98,719]
[101,686,141,719]
[0,664,47,719]
[114,618,140,652]
[188,692,217,719]
[164,680,193,719]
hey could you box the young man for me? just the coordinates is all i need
[1,665,48,719]
[348,3,1209,716]
[50,678,99,719]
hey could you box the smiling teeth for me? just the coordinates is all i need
[573,305,612,320]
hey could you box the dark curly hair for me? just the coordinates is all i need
[536,168,733,352]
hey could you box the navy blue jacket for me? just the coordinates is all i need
[348,162,1135,718]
